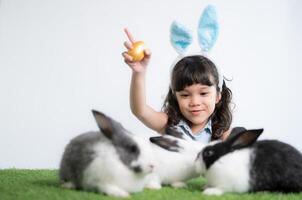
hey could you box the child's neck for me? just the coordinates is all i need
[190,122,207,134]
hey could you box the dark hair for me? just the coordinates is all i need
[162,55,233,140]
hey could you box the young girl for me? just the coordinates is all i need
[122,28,232,143]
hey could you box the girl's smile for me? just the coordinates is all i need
[190,109,204,116]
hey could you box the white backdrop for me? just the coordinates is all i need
[0,0,301,169]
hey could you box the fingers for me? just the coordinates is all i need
[124,41,133,50]
[123,28,151,65]
[144,48,151,57]
[122,52,133,62]
[122,49,151,61]
[124,28,136,44]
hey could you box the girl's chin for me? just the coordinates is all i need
[188,118,207,125]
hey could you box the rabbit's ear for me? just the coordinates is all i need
[198,5,219,52]
[150,136,182,152]
[227,129,264,150]
[92,110,113,139]
[170,21,193,54]
[165,127,184,139]
[229,127,247,137]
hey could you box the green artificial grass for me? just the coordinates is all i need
[0,169,301,200]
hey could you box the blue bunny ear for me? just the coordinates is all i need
[198,5,219,52]
[170,21,193,54]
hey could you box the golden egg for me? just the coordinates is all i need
[128,41,146,62]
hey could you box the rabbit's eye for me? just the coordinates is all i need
[203,150,214,157]
[129,145,139,153]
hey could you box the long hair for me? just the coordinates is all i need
[162,55,233,140]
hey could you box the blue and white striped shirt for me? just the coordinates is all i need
[175,120,212,144]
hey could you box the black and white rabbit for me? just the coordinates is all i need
[195,127,302,195]
[147,127,206,188]
[59,110,155,198]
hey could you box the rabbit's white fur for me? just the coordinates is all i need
[82,136,154,197]
[73,134,204,195]
[200,148,252,195]
[60,111,207,197]
[146,135,205,188]
[195,128,302,195]
[59,110,157,198]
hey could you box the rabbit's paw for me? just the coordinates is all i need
[145,181,162,190]
[99,185,130,198]
[144,174,161,190]
[203,187,224,196]
[171,182,187,188]
[61,182,75,189]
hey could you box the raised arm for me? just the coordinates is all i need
[122,28,168,134]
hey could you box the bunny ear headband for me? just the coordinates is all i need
[170,4,223,91]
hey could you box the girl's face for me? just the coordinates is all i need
[175,83,221,133]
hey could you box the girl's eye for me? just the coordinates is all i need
[180,94,189,97]
[200,92,208,96]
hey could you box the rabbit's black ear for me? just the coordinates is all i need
[92,110,113,139]
[165,127,184,139]
[150,136,182,152]
[227,129,263,150]
[229,127,247,137]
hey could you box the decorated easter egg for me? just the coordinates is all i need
[128,41,146,62]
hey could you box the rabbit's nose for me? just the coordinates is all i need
[133,165,142,173]
[149,164,154,170]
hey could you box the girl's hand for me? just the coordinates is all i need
[122,28,151,73]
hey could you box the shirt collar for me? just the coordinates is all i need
[178,119,212,136]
